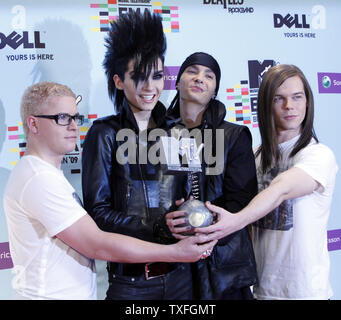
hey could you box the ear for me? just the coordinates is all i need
[113,74,124,90]
[26,115,39,134]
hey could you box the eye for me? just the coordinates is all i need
[153,72,163,80]
[273,96,285,106]
[58,113,69,120]
[186,68,196,74]
[293,94,303,100]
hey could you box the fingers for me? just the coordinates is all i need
[165,210,189,234]
[171,233,190,240]
[173,226,193,235]
[192,224,216,234]
[165,213,186,229]
[194,234,218,260]
[205,201,225,215]
[165,210,186,220]
[191,232,217,244]
[175,198,185,206]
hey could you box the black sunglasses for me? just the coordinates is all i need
[33,113,85,126]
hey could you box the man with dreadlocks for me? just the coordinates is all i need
[81,11,203,300]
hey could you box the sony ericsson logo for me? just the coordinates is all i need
[318,73,341,94]
[0,31,45,50]
[0,242,13,270]
[274,5,326,29]
[321,76,331,89]
[164,66,180,90]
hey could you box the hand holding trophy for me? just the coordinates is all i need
[161,133,214,259]
[178,199,213,229]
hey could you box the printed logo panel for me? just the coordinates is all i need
[318,73,341,94]
[90,1,180,33]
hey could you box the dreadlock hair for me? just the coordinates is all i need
[255,64,319,174]
[103,10,167,112]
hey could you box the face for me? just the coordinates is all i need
[273,75,307,140]
[178,64,216,107]
[33,95,79,156]
[114,58,164,114]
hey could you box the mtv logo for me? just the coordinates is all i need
[159,136,202,174]
[248,60,276,89]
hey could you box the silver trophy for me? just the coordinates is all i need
[178,199,213,228]
[160,133,213,230]
[159,135,202,174]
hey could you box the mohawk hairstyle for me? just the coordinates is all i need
[103,10,167,112]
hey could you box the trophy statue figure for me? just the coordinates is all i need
[159,134,213,229]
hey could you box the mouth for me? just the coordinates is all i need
[284,115,297,120]
[190,86,203,92]
[140,94,156,103]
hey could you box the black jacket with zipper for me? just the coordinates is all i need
[166,99,259,299]
[81,99,179,260]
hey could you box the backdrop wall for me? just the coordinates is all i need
[0,0,340,299]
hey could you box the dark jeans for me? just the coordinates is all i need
[221,286,254,300]
[105,263,193,300]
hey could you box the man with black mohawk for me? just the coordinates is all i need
[82,11,200,300]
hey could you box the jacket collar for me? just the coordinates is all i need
[165,98,227,129]
[119,98,167,132]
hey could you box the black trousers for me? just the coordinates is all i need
[105,263,193,300]
[221,286,254,300]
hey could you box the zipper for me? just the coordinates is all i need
[136,133,150,220]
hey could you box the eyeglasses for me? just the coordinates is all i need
[33,113,85,126]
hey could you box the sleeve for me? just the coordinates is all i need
[213,127,258,246]
[219,127,258,212]
[81,122,155,241]
[21,172,86,237]
[293,143,338,192]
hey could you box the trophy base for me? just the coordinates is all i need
[178,199,213,229]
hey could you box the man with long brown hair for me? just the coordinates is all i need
[194,64,338,300]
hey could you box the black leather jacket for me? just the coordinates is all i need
[166,99,258,299]
[82,99,179,246]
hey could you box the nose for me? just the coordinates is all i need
[283,98,295,110]
[142,77,153,90]
[68,117,78,130]
[193,72,204,84]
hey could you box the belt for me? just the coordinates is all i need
[108,262,177,280]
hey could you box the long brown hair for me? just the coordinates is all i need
[255,64,318,173]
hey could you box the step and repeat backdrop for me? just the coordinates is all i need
[0,0,340,299]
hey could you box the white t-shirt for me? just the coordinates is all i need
[252,137,338,300]
[4,155,97,300]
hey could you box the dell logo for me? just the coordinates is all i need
[0,31,45,50]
